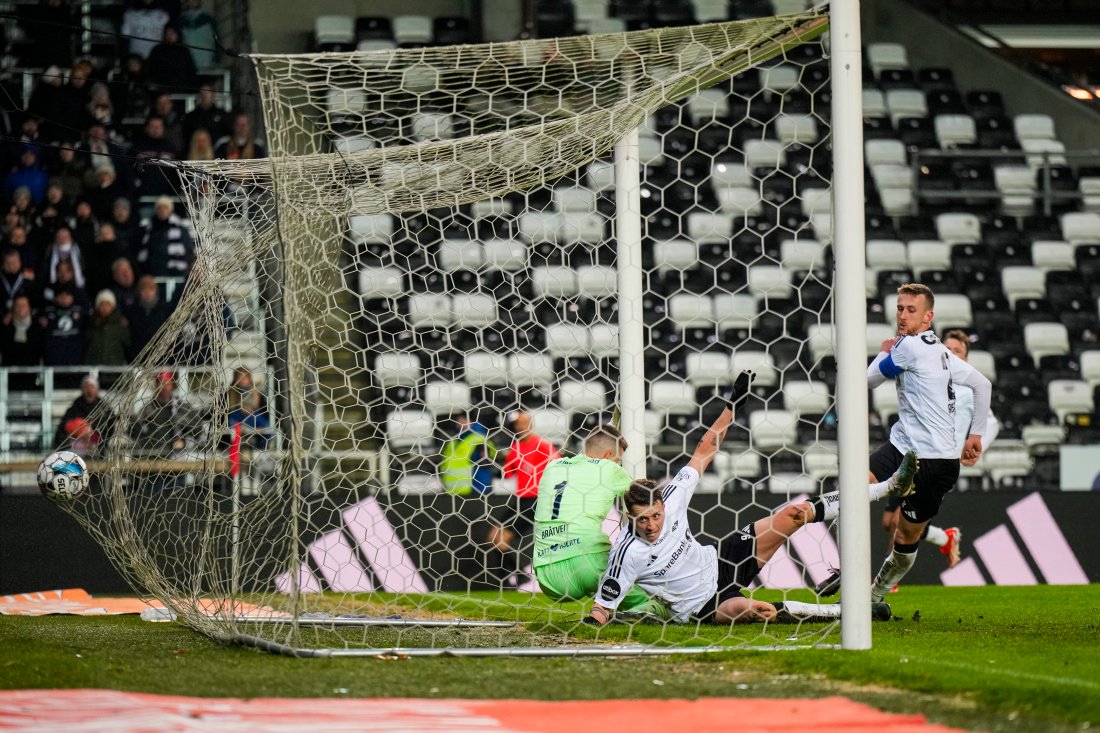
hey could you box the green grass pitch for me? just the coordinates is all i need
[1,585,1097,733]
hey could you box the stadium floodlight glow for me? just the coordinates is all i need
[53,7,878,655]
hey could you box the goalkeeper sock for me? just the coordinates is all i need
[871,541,918,602]
[780,600,841,619]
[869,477,892,502]
[923,524,948,547]
[809,492,840,522]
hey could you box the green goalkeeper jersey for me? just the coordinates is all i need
[532,455,631,568]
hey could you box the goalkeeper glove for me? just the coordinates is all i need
[724,370,755,409]
[581,615,602,626]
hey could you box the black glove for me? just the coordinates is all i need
[581,615,602,626]
[724,370,755,409]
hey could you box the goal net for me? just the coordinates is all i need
[57,10,848,655]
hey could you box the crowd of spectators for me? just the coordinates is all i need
[0,0,266,370]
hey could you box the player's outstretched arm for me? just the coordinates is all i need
[687,371,754,475]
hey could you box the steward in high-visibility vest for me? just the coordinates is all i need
[439,417,497,495]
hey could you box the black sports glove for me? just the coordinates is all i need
[581,615,602,626]
[724,370,755,409]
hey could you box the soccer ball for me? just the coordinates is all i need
[37,451,89,501]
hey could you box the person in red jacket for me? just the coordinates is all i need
[489,411,560,586]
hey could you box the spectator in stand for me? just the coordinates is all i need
[147,24,198,92]
[70,200,99,249]
[488,410,560,584]
[26,71,64,144]
[85,289,130,365]
[40,227,87,293]
[54,373,109,449]
[110,257,138,311]
[440,414,497,495]
[180,0,218,69]
[227,365,266,415]
[5,147,48,204]
[229,388,270,449]
[50,144,89,204]
[41,259,89,309]
[121,0,170,59]
[0,295,43,366]
[152,94,186,156]
[131,371,200,490]
[85,224,128,297]
[1,249,33,310]
[85,83,118,132]
[186,129,215,162]
[32,182,72,250]
[3,226,36,278]
[85,123,134,192]
[183,84,228,144]
[54,62,94,141]
[137,197,194,278]
[215,113,266,160]
[133,117,179,197]
[111,54,151,123]
[126,274,171,358]
[9,187,37,230]
[88,165,126,221]
[110,198,142,254]
[39,281,86,365]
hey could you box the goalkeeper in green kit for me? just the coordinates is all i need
[533,372,754,613]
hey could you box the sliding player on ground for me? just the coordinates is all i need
[584,375,916,626]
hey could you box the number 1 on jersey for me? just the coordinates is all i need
[550,481,567,520]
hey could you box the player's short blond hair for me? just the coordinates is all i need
[897,282,935,309]
[584,424,627,457]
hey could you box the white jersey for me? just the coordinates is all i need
[593,467,717,622]
[954,384,999,455]
[875,331,980,459]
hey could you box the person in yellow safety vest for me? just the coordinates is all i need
[440,414,497,495]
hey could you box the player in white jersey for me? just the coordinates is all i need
[584,374,915,626]
[864,284,993,602]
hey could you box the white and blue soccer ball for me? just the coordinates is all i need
[36,451,89,501]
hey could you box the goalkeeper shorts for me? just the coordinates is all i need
[535,552,654,612]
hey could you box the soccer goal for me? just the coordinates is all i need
[56,4,879,655]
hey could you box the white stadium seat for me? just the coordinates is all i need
[711,161,753,188]
[686,352,733,387]
[804,445,839,479]
[411,113,454,141]
[744,139,787,169]
[880,188,914,217]
[1030,240,1076,271]
[807,323,836,362]
[871,163,913,190]
[557,379,608,413]
[906,240,951,277]
[687,211,734,243]
[994,165,1037,216]
[712,450,762,482]
[451,293,496,328]
[650,379,696,415]
[560,212,606,243]
[984,443,1032,483]
[714,293,757,330]
[464,351,509,387]
[553,185,598,212]
[375,353,420,388]
[967,350,997,383]
[749,409,798,450]
[349,214,393,244]
[545,323,590,358]
[669,293,714,328]
[934,114,977,148]
[483,239,527,271]
[518,211,562,243]
[865,139,907,167]
[800,187,832,218]
[424,381,471,415]
[406,294,451,328]
[783,380,831,416]
[1021,138,1066,169]
[866,323,897,356]
[1047,380,1094,423]
[508,353,554,388]
[931,294,973,329]
[748,265,794,299]
[1060,212,1100,245]
[577,266,617,299]
[1023,322,1069,365]
[717,186,763,216]
[780,239,825,271]
[528,408,570,446]
[1001,266,1046,308]
[862,89,887,118]
[587,160,615,191]
[437,239,483,271]
[472,198,513,218]
[866,240,908,272]
[760,65,800,98]
[767,473,818,495]
[1079,351,1100,387]
[935,212,981,245]
[872,380,899,423]
[589,324,618,358]
[867,42,909,77]
[315,15,354,44]
[393,15,433,45]
[531,266,579,298]
[885,89,926,126]
[732,350,778,387]
[653,239,698,272]
[775,114,819,145]
[687,88,731,123]
[386,409,434,451]
[1013,113,1055,141]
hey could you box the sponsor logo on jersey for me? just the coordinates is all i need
[600,578,621,600]
[539,525,566,539]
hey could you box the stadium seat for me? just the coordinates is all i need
[933,293,974,329]
[653,239,698,272]
[1003,265,1042,305]
[760,64,801,99]
[783,380,832,416]
[464,351,509,387]
[411,113,455,141]
[393,15,433,45]
[1060,212,1100,245]
[771,0,810,12]
[886,89,927,126]
[717,186,763,216]
[577,266,617,299]
[1080,174,1100,213]
[906,240,951,278]
[807,323,836,363]
[386,409,435,452]
[545,323,590,359]
[650,379,696,415]
[518,212,563,243]
[748,266,794,299]
[528,408,570,447]
[714,293,757,330]
[800,187,832,218]
[1021,138,1067,169]
[687,211,735,243]
[863,89,888,118]
[508,353,555,388]
[350,214,394,244]
[1047,380,1094,423]
[589,324,618,358]
[968,349,997,383]
[669,293,714,328]
[872,380,899,423]
[934,114,977,148]
[691,0,728,21]
[780,239,825,271]
[315,14,355,46]
[572,0,609,28]
[532,266,579,298]
[424,381,472,416]
[865,139,907,167]
[1013,113,1056,142]
[935,212,981,245]
[866,240,909,273]
[1079,351,1100,387]
[871,163,913,191]
[452,293,496,328]
[560,212,606,244]
[687,88,730,124]
[1024,322,1070,365]
[732,350,778,387]
[557,379,608,413]
[867,42,909,78]
[686,352,733,387]
[437,239,484,271]
[552,185,598,212]
[375,353,421,388]
[483,238,527,271]
[1031,240,1076,271]
[749,409,798,450]
[994,165,1037,216]
[775,114,819,145]
[867,323,897,356]
[358,267,404,299]
[407,293,451,328]
[883,190,914,222]
[983,443,1033,484]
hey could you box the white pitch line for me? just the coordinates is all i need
[908,656,1100,691]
